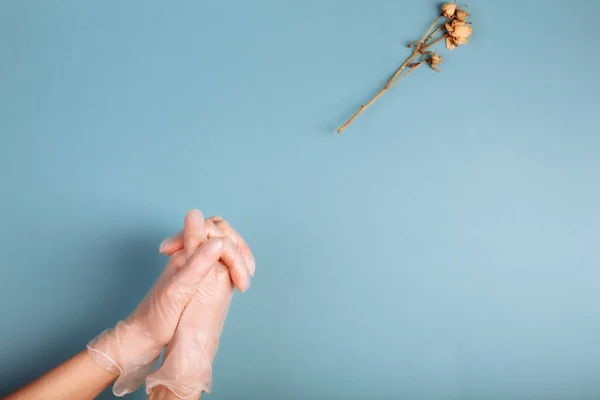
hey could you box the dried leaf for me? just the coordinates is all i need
[408,41,416,48]
[408,62,421,68]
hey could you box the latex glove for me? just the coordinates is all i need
[86,210,251,396]
[158,216,255,288]
[146,216,255,397]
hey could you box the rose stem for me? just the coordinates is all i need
[422,34,447,50]
[336,16,441,134]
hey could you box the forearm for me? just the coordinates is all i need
[5,350,117,400]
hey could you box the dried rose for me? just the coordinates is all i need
[429,53,442,64]
[455,9,470,21]
[441,3,457,18]
[445,36,457,51]
[449,21,472,40]
[454,36,469,45]
[428,53,442,72]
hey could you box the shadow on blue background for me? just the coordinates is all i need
[0,223,165,399]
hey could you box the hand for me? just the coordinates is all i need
[146,216,255,397]
[158,215,255,283]
[86,210,251,396]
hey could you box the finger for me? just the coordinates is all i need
[211,218,256,276]
[169,238,224,293]
[151,249,186,291]
[160,216,255,278]
[206,220,251,292]
[183,209,207,259]
[159,210,209,255]
[159,231,183,255]
[162,250,187,278]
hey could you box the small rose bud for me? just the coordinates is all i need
[455,9,470,22]
[445,36,457,51]
[441,2,457,18]
[427,53,443,72]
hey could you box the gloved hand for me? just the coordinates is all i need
[87,210,251,396]
[146,216,255,397]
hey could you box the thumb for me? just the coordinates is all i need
[166,238,224,304]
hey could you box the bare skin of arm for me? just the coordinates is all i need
[3,350,117,400]
[2,350,200,400]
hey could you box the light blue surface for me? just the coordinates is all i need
[1,1,599,398]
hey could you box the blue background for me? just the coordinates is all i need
[1,1,599,399]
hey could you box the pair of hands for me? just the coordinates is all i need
[87,210,255,398]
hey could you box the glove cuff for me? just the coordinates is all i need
[87,320,162,396]
[146,331,218,398]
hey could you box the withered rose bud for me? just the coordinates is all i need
[441,3,457,18]
[455,9,470,21]
[445,36,457,51]
[449,21,472,40]
[429,53,442,65]
[427,53,443,72]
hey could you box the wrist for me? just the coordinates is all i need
[120,318,165,356]
[148,385,201,400]
[87,321,164,396]
[88,321,162,372]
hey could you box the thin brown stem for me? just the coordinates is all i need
[336,57,424,134]
[423,20,447,45]
[335,15,450,134]
[422,34,447,50]
[384,51,419,90]
[391,62,423,88]
[392,52,425,85]
[419,15,441,45]
[336,50,418,134]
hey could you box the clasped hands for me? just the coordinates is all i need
[87,210,255,398]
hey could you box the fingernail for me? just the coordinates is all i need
[186,209,205,226]
[240,277,251,293]
[242,268,252,292]
[201,237,224,255]
[159,236,176,252]
[245,273,252,291]
[249,259,256,277]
